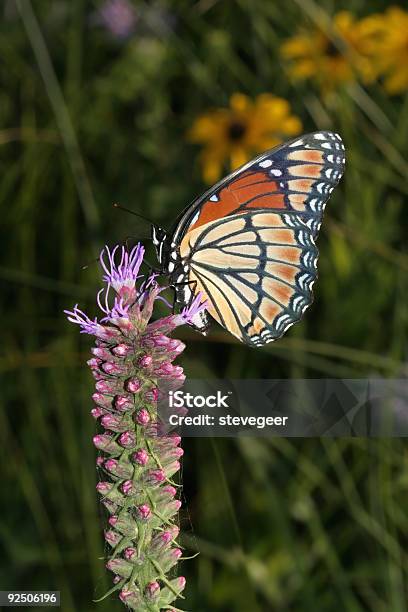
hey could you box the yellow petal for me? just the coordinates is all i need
[289,59,318,79]
[201,152,223,184]
[384,68,408,94]
[334,11,354,34]
[281,116,302,136]
[230,147,249,170]
[280,36,312,58]
[230,93,252,113]
[257,136,281,151]
[187,116,218,143]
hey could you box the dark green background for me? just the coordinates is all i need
[1,1,407,611]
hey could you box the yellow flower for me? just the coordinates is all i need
[280,11,376,92]
[359,7,408,94]
[187,93,302,184]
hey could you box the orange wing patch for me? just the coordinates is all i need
[288,164,322,178]
[288,149,324,163]
[246,193,285,209]
[187,170,284,233]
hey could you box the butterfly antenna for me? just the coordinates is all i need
[81,258,98,271]
[113,203,154,226]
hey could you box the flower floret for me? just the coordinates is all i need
[64,305,101,335]
[100,244,145,294]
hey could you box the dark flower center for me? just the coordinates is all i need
[325,38,341,57]
[227,120,246,141]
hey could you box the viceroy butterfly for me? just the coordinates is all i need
[151,131,345,347]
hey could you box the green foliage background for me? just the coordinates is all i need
[0,1,407,611]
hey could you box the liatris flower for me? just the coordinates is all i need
[93,0,137,40]
[65,244,206,611]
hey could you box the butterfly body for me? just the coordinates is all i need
[152,131,345,347]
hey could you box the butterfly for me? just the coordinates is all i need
[151,131,345,347]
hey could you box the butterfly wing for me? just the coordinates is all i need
[171,131,345,345]
[173,131,345,242]
[179,210,318,345]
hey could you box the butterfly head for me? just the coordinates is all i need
[151,224,168,267]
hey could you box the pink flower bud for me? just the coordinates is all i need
[91,407,104,419]
[163,485,177,497]
[92,347,111,359]
[104,529,121,546]
[101,361,126,375]
[150,525,180,552]
[112,343,132,357]
[145,581,160,600]
[123,547,137,560]
[92,392,112,407]
[101,414,121,430]
[108,515,118,527]
[171,548,182,560]
[145,387,159,402]
[96,456,105,467]
[121,480,134,496]
[168,339,185,353]
[156,361,173,375]
[114,394,133,412]
[145,469,165,484]
[163,447,184,461]
[178,576,186,590]
[138,354,153,368]
[132,449,149,465]
[97,326,122,341]
[93,433,121,453]
[96,481,111,494]
[135,409,150,425]
[91,370,105,381]
[136,504,151,520]
[104,459,118,472]
[119,589,140,605]
[104,458,133,479]
[125,378,141,393]
[95,379,116,394]
[87,357,102,369]
[117,312,134,327]
[118,431,136,448]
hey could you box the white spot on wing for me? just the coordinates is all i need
[259,159,272,168]
[289,139,304,147]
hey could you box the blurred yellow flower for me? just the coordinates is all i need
[359,7,408,94]
[280,11,376,91]
[187,93,302,184]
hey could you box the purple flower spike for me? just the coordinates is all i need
[66,242,193,610]
[94,0,137,40]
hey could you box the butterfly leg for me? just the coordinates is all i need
[171,279,210,334]
[170,279,198,313]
